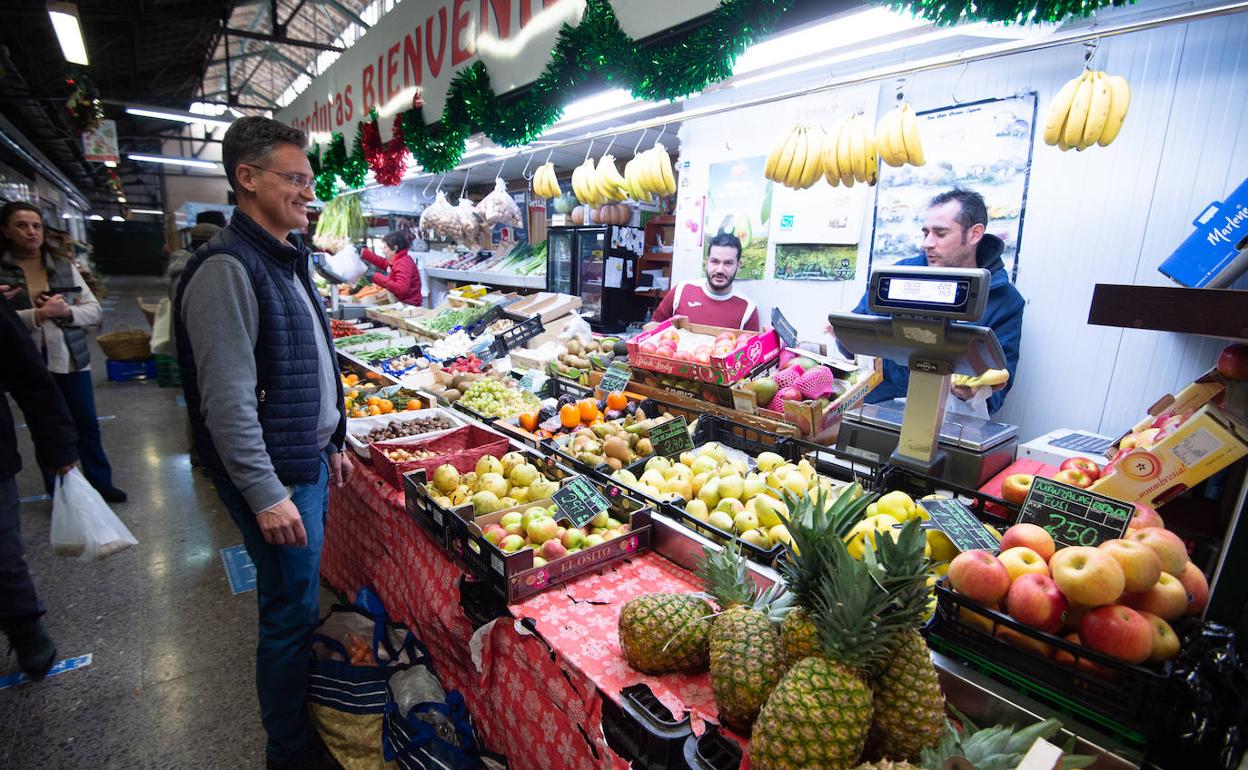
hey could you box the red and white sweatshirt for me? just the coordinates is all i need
[651,280,760,331]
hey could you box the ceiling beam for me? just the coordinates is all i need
[225,26,344,52]
[317,0,370,31]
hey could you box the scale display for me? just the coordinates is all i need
[885,277,960,304]
[868,266,988,321]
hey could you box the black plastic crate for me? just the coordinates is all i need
[401,466,455,548]
[778,435,881,488]
[488,310,545,357]
[925,579,1172,745]
[458,576,509,630]
[876,464,1019,528]
[682,727,741,770]
[601,684,693,770]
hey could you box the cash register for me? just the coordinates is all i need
[829,266,1018,487]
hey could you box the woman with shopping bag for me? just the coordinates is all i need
[361,231,421,306]
[0,202,126,503]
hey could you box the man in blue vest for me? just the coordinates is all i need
[851,188,1025,415]
[175,117,347,770]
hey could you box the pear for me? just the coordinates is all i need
[768,524,792,547]
[685,498,711,523]
[645,455,672,473]
[780,472,809,497]
[690,455,718,476]
[717,474,744,501]
[753,495,788,528]
[739,528,769,548]
[707,510,734,531]
[431,464,460,494]
[613,469,638,486]
[755,451,786,472]
[716,498,745,517]
[691,472,712,496]
[732,508,759,533]
[697,477,721,508]
[476,455,503,477]
[742,473,767,500]
[639,469,667,489]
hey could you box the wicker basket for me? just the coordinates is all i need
[136,297,161,327]
[97,327,152,361]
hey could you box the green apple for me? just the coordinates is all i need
[500,511,523,528]
[707,510,735,532]
[590,511,611,528]
[531,555,548,568]
[526,517,560,544]
[500,534,526,552]
[521,506,551,530]
[583,534,606,548]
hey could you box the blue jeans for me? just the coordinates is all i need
[42,371,113,495]
[0,476,43,623]
[212,453,329,763]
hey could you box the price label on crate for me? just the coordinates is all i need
[552,476,611,528]
[1017,477,1132,549]
[919,498,1001,553]
[648,416,694,458]
[518,369,548,394]
[596,364,632,395]
[771,308,798,348]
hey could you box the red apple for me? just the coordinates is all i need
[1060,456,1102,481]
[639,341,658,355]
[1217,343,1248,381]
[674,350,694,363]
[1053,468,1094,489]
[1139,611,1181,663]
[995,625,1054,658]
[482,524,508,545]
[1134,428,1162,449]
[948,550,1012,605]
[1176,561,1209,616]
[1006,573,1068,633]
[1127,527,1189,575]
[1000,474,1035,506]
[540,539,569,560]
[1127,502,1165,530]
[998,546,1050,581]
[1054,632,1118,680]
[999,523,1055,562]
[1050,546,1125,607]
[1080,604,1154,664]
[1122,571,1188,621]
[1098,538,1162,593]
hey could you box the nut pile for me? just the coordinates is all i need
[381,447,438,462]
[363,416,453,443]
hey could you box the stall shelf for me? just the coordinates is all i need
[425,265,548,290]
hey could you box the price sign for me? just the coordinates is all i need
[919,498,1001,553]
[647,416,694,457]
[1017,477,1133,549]
[771,308,798,348]
[596,364,632,395]
[518,369,548,394]
[552,476,611,528]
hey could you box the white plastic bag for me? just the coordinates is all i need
[476,178,521,227]
[326,242,367,285]
[50,468,139,560]
[151,297,174,357]
[946,386,991,419]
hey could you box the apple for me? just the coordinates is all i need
[998,546,1050,582]
[483,524,508,545]
[590,511,611,528]
[499,534,527,553]
[1053,632,1116,680]
[1176,561,1209,616]
[998,523,1055,562]
[948,550,1011,605]
[1134,428,1162,449]
[674,350,694,363]
[1098,538,1162,593]
[561,528,585,550]
[1080,604,1153,664]
[1128,503,1165,530]
[1053,468,1094,489]
[1000,473,1035,505]
[1127,527,1189,575]
[1050,546,1125,607]
[639,341,658,355]
[583,533,606,548]
[1122,571,1187,621]
[1139,611,1181,663]
[1060,457,1102,481]
[1006,573,1068,633]
[526,517,561,544]
[995,625,1054,658]
[499,511,523,528]
[503,520,526,538]
[540,539,569,560]
[1217,343,1248,381]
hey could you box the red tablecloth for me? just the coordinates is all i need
[978,458,1061,499]
[323,456,734,770]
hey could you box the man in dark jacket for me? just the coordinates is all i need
[0,293,78,679]
[175,117,347,770]
[852,188,1025,414]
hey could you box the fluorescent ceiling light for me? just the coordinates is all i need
[110,215,125,222]
[87,214,103,221]
[103,160,117,168]
[61,213,72,219]
[128,153,220,170]
[130,208,164,215]
[48,3,89,66]
[126,106,232,130]
[732,8,927,77]
[118,196,126,203]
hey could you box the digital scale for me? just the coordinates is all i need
[829,266,1018,486]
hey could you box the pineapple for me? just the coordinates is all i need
[864,630,944,762]
[918,712,1096,770]
[855,762,927,770]
[618,593,712,674]
[751,518,931,770]
[699,541,791,732]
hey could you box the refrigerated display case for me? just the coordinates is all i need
[547,225,648,332]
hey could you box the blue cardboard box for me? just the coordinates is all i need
[1158,177,1248,287]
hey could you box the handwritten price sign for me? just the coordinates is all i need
[1017,477,1133,549]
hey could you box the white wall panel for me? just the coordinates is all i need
[675,10,1248,443]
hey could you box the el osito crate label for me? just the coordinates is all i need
[596,364,632,395]
[551,476,610,528]
[647,416,694,457]
[1017,477,1132,549]
[918,498,1000,553]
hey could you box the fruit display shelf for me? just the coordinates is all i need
[424,265,548,291]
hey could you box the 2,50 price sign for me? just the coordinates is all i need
[1017,477,1133,549]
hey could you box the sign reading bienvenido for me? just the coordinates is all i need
[1017,477,1133,549]
[552,476,610,528]
[647,416,694,458]
[918,498,1001,553]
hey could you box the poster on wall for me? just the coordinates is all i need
[774,244,858,281]
[703,156,772,281]
[678,194,705,248]
[870,94,1037,277]
[771,180,868,245]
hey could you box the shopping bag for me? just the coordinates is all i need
[945,385,992,419]
[150,298,174,356]
[49,468,138,560]
[327,242,368,285]
[383,671,505,770]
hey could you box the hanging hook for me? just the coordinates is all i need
[633,127,648,155]
[653,122,669,148]
[583,138,594,162]
[521,152,534,180]
[460,167,470,198]
[1083,38,1100,69]
[496,155,507,181]
[544,144,555,164]
[421,174,436,196]
[602,133,617,156]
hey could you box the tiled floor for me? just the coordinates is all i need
[1,276,271,769]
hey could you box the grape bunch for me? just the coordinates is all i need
[459,379,538,419]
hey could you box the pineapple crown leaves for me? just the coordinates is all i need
[921,710,1097,770]
[861,518,934,634]
[777,482,876,609]
[696,540,792,619]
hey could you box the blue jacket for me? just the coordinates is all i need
[852,234,1025,414]
[174,211,345,486]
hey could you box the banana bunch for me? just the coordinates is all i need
[627,144,676,200]
[824,115,879,188]
[595,155,629,203]
[764,124,825,189]
[571,158,610,206]
[1043,70,1131,151]
[875,102,925,169]
[532,161,560,199]
[952,368,1010,388]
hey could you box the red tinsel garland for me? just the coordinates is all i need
[360,117,408,187]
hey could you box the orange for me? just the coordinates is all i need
[369,404,382,416]
[606,392,628,411]
[559,404,582,429]
[379,399,394,414]
[577,399,598,422]
[405,400,420,411]
[519,412,540,432]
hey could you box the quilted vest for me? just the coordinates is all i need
[174,211,344,486]
[0,252,92,371]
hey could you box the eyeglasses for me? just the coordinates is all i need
[243,164,315,191]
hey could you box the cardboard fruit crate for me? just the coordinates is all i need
[625,316,781,385]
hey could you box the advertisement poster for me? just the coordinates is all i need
[678,194,705,247]
[81,119,119,163]
[870,94,1037,278]
[703,156,772,281]
[771,181,868,245]
[774,243,858,281]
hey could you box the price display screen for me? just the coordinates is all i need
[887,278,959,304]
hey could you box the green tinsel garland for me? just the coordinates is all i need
[887,0,1133,25]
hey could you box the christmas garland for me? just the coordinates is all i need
[888,0,1133,26]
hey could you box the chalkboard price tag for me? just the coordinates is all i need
[647,416,694,458]
[919,498,1001,554]
[552,476,611,528]
[596,364,632,395]
[771,308,798,348]
[1017,477,1133,549]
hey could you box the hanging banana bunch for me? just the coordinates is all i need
[875,102,925,169]
[594,155,629,203]
[1043,69,1131,151]
[823,114,881,187]
[764,124,826,190]
[638,144,676,198]
[532,161,560,199]
[571,158,602,206]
